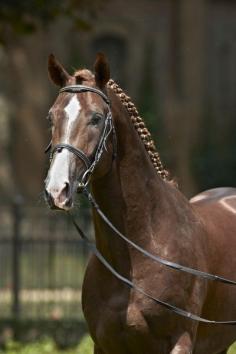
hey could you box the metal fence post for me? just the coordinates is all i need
[12,195,23,320]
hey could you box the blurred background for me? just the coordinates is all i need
[1,0,236,352]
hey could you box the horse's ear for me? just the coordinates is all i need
[94,53,110,89]
[48,54,70,87]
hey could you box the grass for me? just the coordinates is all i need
[0,335,93,354]
[229,342,236,354]
[1,335,236,353]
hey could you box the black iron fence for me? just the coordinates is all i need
[0,197,93,321]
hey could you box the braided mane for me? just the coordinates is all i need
[73,69,171,182]
[107,79,171,181]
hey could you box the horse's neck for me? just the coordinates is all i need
[91,95,192,274]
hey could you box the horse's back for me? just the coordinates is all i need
[190,187,236,241]
[190,187,236,229]
[190,186,236,268]
[190,187,236,208]
[190,187,236,353]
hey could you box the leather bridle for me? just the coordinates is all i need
[46,84,236,325]
[46,85,116,188]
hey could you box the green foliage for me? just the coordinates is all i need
[0,334,93,354]
[77,335,93,354]
[228,342,236,354]
[1,336,235,353]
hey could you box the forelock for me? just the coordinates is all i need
[74,69,94,84]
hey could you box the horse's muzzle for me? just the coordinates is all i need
[44,181,73,211]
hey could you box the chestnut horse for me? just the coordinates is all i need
[44,53,236,354]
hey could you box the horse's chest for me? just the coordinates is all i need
[102,300,148,333]
[82,257,179,353]
[87,296,151,353]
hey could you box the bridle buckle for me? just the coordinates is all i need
[77,182,85,193]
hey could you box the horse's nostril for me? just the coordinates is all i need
[61,182,70,199]
[64,198,72,207]
[45,182,72,209]
[64,182,70,195]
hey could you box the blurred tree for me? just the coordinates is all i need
[0,0,105,44]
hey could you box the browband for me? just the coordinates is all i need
[60,85,110,105]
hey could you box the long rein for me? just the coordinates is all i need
[47,84,236,325]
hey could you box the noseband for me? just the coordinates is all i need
[46,85,116,188]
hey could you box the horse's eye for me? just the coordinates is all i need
[90,113,103,126]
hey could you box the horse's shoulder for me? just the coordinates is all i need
[190,187,236,210]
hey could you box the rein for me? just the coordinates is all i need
[46,84,236,325]
[83,189,236,286]
[69,194,236,325]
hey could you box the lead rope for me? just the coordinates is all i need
[69,210,236,325]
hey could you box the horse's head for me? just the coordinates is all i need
[45,53,114,210]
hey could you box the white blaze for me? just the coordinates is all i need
[46,95,81,199]
[46,149,71,192]
[64,95,81,143]
[171,345,183,354]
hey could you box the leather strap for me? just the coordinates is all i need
[83,188,236,287]
[50,143,91,169]
[69,210,236,325]
[44,140,52,154]
[46,84,116,189]
[60,85,110,105]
